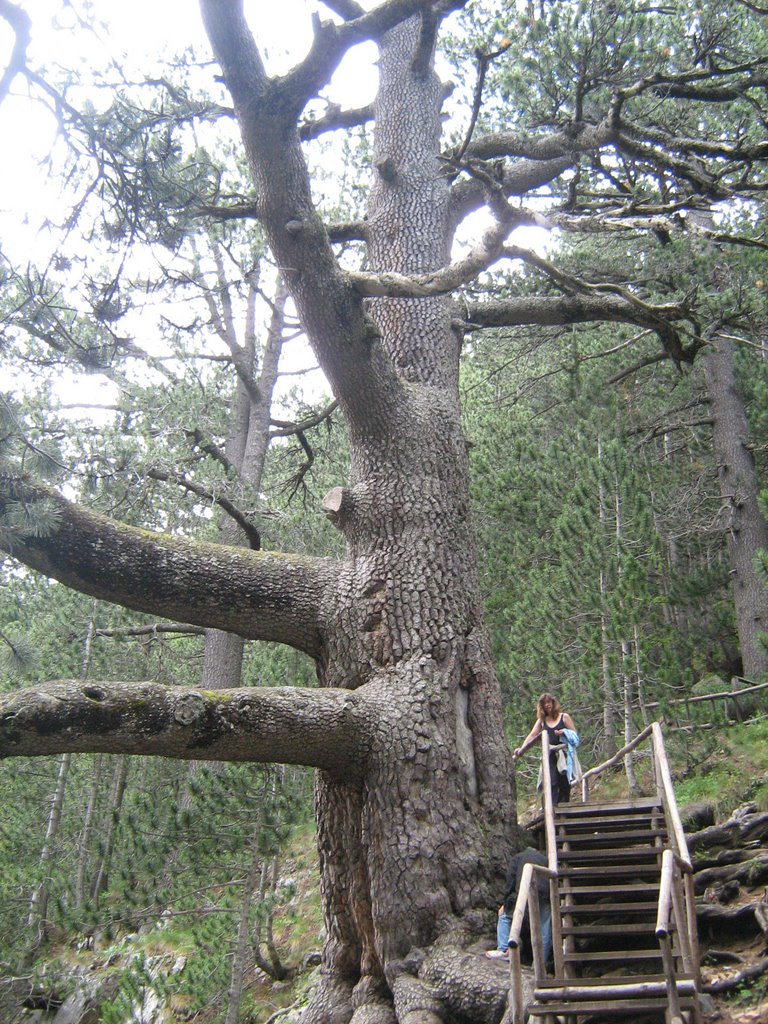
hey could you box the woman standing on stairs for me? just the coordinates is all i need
[513,693,578,805]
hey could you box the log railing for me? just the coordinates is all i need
[582,723,702,993]
[507,730,562,1023]
[508,721,701,1024]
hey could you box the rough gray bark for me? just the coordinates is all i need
[703,331,768,680]
[7,2,761,1022]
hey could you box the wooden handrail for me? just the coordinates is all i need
[511,720,701,1022]
[541,732,558,873]
[656,848,675,938]
[507,861,557,1024]
[651,722,693,871]
[580,723,654,799]
[643,678,768,711]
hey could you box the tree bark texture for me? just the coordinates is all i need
[0,5,517,1022]
[704,332,768,680]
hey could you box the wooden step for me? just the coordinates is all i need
[558,814,665,830]
[564,882,660,897]
[527,995,696,1017]
[559,828,667,845]
[535,976,697,1000]
[562,948,679,964]
[561,926,664,942]
[536,973,695,991]
[555,797,662,816]
[559,900,660,915]
[558,847,662,864]
[559,863,661,878]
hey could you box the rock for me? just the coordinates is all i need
[52,987,101,1024]
[681,801,717,831]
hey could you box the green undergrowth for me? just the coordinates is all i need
[672,718,768,814]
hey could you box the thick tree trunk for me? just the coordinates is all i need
[704,331,768,680]
[1,7,519,1022]
[298,20,514,1024]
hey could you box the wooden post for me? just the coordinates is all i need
[528,880,544,981]
[508,945,524,1024]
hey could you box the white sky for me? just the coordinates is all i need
[0,1,380,409]
[0,2,547,413]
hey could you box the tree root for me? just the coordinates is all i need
[704,956,768,994]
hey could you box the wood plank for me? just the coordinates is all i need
[564,883,660,896]
[556,797,662,814]
[559,863,661,877]
[560,921,662,934]
[559,901,660,915]
[536,973,695,988]
[527,997,695,1015]
[558,848,662,863]
[558,815,663,829]
[534,979,697,1000]
[561,948,673,962]
[561,823,667,839]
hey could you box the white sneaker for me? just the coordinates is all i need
[485,949,507,959]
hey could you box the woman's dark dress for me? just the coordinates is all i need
[544,714,571,804]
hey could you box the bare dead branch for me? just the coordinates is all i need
[300,102,374,141]
[146,467,262,550]
[270,400,339,438]
[0,0,31,104]
[94,624,204,639]
[454,40,511,162]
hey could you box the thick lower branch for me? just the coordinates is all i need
[0,476,334,657]
[0,680,368,777]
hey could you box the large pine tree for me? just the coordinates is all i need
[1,2,767,1021]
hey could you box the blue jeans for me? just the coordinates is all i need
[497,899,552,963]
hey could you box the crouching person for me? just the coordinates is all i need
[486,847,552,966]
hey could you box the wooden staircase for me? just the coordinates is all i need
[507,723,702,1024]
[531,796,698,1022]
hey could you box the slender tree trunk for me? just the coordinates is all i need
[91,754,129,905]
[224,774,270,1024]
[254,854,285,980]
[597,440,618,755]
[26,752,72,944]
[622,641,638,795]
[74,753,104,909]
[635,625,651,728]
[28,612,98,943]
[200,270,286,692]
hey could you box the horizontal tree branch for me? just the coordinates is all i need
[94,624,204,639]
[0,680,369,778]
[462,293,687,331]
[300,102,373,141]
[464,122,613,162]
[0,476,336,658]
[270,399,339,438]
[448,156,573,226]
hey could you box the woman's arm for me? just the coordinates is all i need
[513,719,543,757]
[561,713,575,731]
